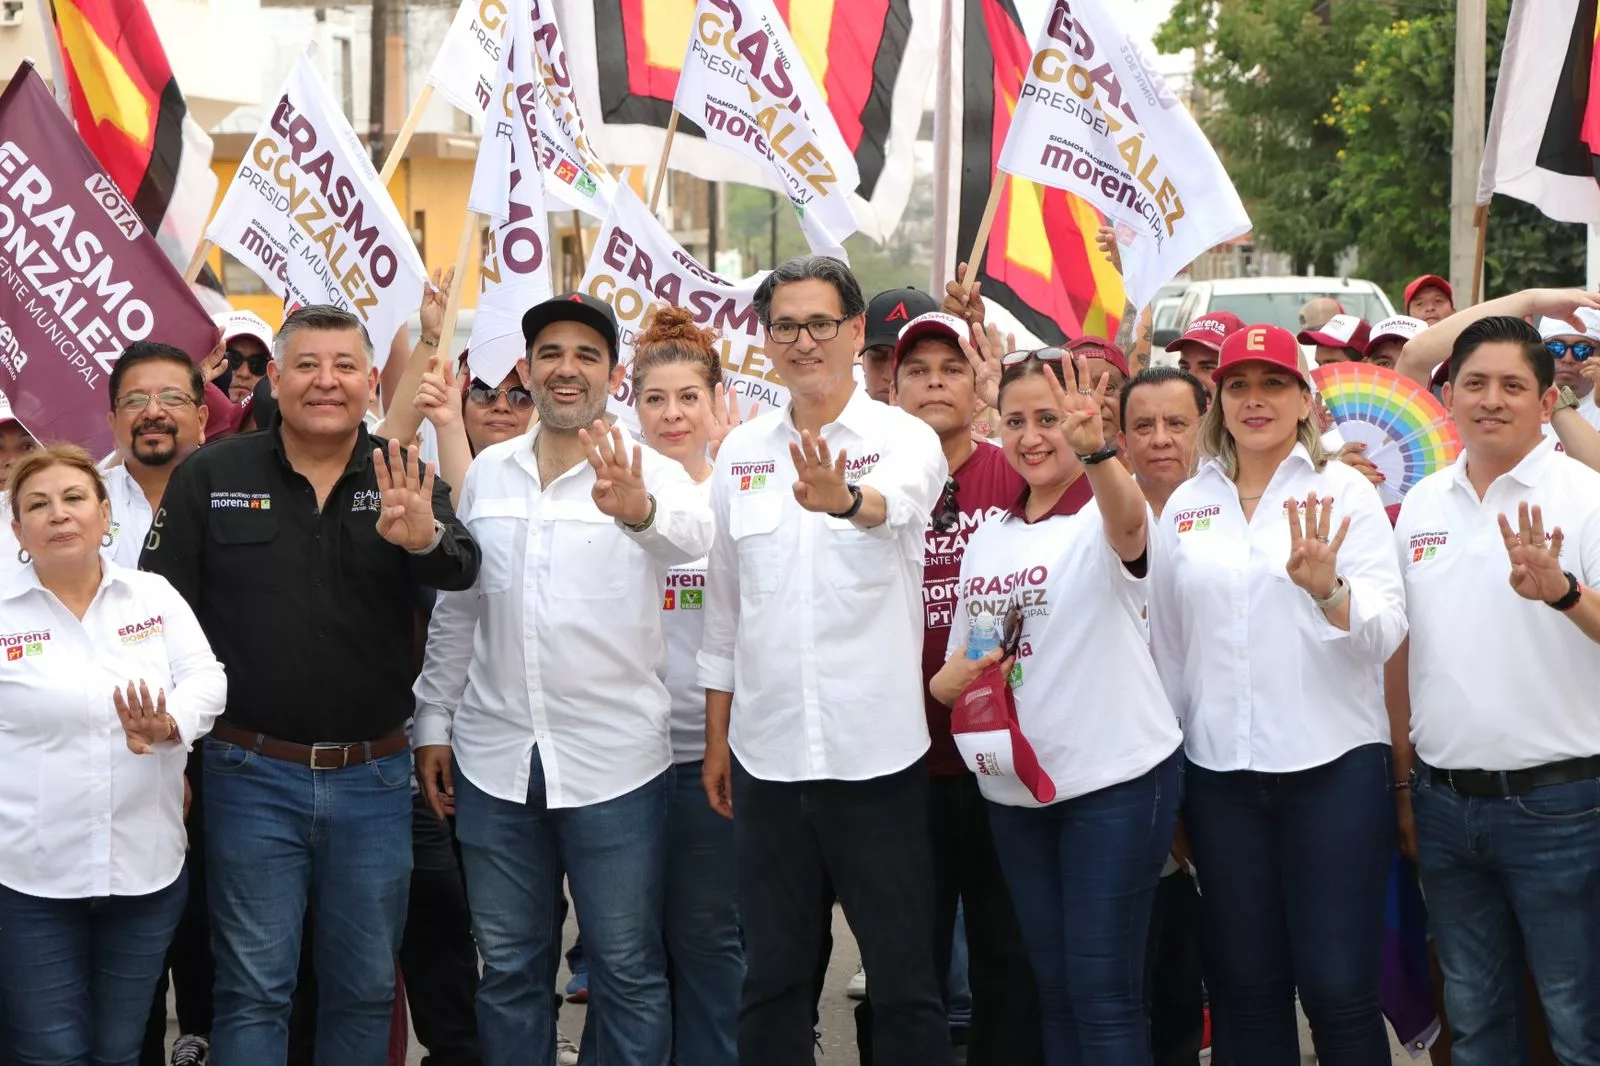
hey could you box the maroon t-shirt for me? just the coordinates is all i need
[920,441,1094,776]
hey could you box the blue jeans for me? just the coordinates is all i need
[203,740,414,1066]
[0,871,186,1066]
[1412,766,1600,1066]
[454,750,670,1066]
[948,901,972,1029]
[987,749,1182,1066]
[1184,743,1395,1066]
[664,759,743,1066]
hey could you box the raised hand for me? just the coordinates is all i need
[415,353,462,429]
[1498,502,1569,602]
[1040,358,1109,455]
[580,420,652,525]
[419,266,454,344]
[959,321,1013,412]
[1526,288,1600,333]
[1337,441,1384,487]
[374,438,441,551]
[943,262,987,325]
[1285,493,1350,599]
[200,339,229,383]
[1095,224,1123,272]
[113,679,173,755]
[789,430,853,514]
[709,383,758,462]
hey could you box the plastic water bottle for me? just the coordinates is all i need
[967,613,1000,659]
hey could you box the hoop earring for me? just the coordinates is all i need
[15,548,28,564]
[101,533,114,547]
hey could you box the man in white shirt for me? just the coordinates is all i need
[1391,315,1600,1066]
[698,256,950,1066]
[413,293,713,1066]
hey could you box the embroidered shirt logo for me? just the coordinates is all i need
[211,492,273,510]
[350,489,383,514]
[731,461,777,492]
[0,630,49,662]
[1173,505,1220,534]
[118,616,164,644]
[1409,531,1448,563]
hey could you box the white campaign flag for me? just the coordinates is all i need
[997,0,1249,309]
[425,0,505,117]
[672,0,860,259]
[206,51,428,363]
[581,184,786,426]
[466,0,554,387]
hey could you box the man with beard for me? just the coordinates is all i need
[413,293,712,1066]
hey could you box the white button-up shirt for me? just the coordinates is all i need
[0,561,225,899]
[0,463,153,581]
[1398,436,1600,770]
[697,386,948,782]
[662,479,713,764]
[413,425,714,808]
[1149,445,1408,772]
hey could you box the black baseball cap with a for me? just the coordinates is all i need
[521,292,620,365]
[865,288,939,350]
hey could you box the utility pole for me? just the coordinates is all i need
[369,0,388,170]
[1450,0,1486,303]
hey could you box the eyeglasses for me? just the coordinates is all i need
[1001,347,1068,367]
[226,349,270,375]
[115,390,198,413]
[767,317,848,344]
[1547,340,1597,362]
[933,476,961,533]
[467,383,535,409]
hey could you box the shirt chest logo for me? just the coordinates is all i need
[1,630,49,662]
[118,615,164,645]
[350,489,382,514]
[663,571,705,610]
[730,461,777,493]
[1173,505,1220,534]
[844,453,880,483]
[211,492,273,511]
[1408,531,1448,564]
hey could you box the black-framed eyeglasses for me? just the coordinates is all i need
[1547,340,1597,362]
[226,349,270,375]
[767,317,848,344]
[933,476,961,533]
[1001,347,1068,368]
[467,383,535,409]
[115,390,199,413]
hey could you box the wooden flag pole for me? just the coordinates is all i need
[1471,203,1489,305]
[962,174,1007,295]
[378,84,435,186]
[649,109,680,213]
[570,210,586,290]
[437,213,478,360]
[183,238,214,285]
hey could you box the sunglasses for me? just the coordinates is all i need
[1000,600,1024,658]
[1547,340,1597,362]
[467,383,535,409]
[226,349,269,375]
[1001,347,1068,368]
[933,476,960,533]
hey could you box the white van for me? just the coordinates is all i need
[1172,277,1396,333]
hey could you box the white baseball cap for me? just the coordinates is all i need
[1365,316,1426,355]
[1537,310,1600,343]
[212,310,274,351]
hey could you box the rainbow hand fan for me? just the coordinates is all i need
[1310,362,1461,506]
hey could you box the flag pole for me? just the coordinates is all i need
[437,212,477,360]
[963,174,1007,295]
[1471,203,1489,305]
[649,109,680,213]
[183,238,214,285]
[378,84,435,186]
[570,210,587,290]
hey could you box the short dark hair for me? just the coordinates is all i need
[1447,315,1553,392]
[892,334,967,383]
[108,341,203,411]
[274,305,374,367]
[1119,366,1209,431]
[753,255,866,325]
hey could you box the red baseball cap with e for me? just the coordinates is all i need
[1216,324,1308,386]
[1405,274,1453,309]
[1166,310,1245,353]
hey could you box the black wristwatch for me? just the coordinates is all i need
[829,483,864,520]
[1548,571,1583,612]
[1077,444,1120,466]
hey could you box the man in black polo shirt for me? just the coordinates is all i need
[141,304,478,1066]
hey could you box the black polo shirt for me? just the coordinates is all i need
[140,419,480,744]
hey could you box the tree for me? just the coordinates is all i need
[1331,2,1584,299]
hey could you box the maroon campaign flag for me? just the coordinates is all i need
[0,61,217,457]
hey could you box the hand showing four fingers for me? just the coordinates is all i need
[1498,502,1569,603]
[1285,493,1349,600]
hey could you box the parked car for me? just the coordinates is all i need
[1172,277,1396,333]
[1149,280,1189,350]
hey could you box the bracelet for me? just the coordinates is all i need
[1310,574,1350,610]
[1077,444,1119,466]
[1548,571,1582,612]
[828,483,864,520]
[418,337,439,348]
[621,493,658,533]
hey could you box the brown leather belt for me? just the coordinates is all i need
[210,720,409,771]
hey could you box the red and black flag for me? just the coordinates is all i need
[38,0,217,260]
[943,0,1123,344]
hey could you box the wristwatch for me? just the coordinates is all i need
[1554,386,1581,414]
[1548,570,1583,612]
[407,519,446,555]
[620,493,658,533]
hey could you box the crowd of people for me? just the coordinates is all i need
[0,246,1598,1066]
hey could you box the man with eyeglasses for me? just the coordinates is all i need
[699,255,951,1065]
[212,311,274,405]
[879,310,1044,1066]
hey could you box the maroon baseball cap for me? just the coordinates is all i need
[891,311,968,370]
[1166,311,1245,353]
[1297,314,1370,353]
[1065,335,1131,378]
[1404,275,1453,310]
[1216,324,1308,386]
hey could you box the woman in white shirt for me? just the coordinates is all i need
[1148,325,1406,1066]
[0,445,225,1065]
[930,351,1183,1065]
[629,306,745,1066]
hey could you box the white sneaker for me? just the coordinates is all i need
[556,1030,581,1066]
[846,963,867,1000]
